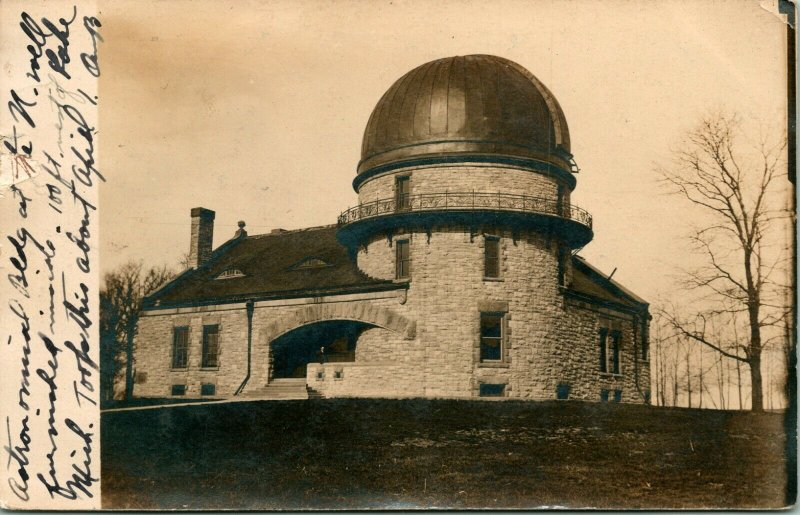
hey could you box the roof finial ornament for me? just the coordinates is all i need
[236,220,247,238]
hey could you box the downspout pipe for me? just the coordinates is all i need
[234,299,255,396]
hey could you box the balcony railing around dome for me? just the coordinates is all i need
[337,192,593,229]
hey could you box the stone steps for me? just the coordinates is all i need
[306,387,326,400]
[240,379,309,400]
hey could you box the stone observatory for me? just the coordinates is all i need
[132,55,651,402]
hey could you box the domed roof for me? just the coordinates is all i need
[358,55,572,177]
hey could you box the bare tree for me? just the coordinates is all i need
[100,261,175,402]
[657,112,789,412]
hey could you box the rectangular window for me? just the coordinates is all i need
[613,390,622,403]
[201,383,216,396]
[479,383,506,397]
[396,239,410,279]
[172,326,189,369]
[395,176,411,210]
[599,328,621,374]
[171,384,186,396]
[484,236,500,278]
[600,389,609,402]
[599,328,608,372]
[556,383,571,400]
[557,247,568,286]
[480,313,504,361]
[202,324,220,368]
[609,330,621,374]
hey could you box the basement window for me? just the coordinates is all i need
[479,383,506,397]
[556,383,571,400]
[201,383,216,396]
[171,384,186,396]
[600,389,622,403]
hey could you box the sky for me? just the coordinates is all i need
[97,0,791,303]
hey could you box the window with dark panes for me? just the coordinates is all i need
[395,176,411,210]
[479,383,505,397]
[600,328,621,374]
[202,325,220,368]
[480,313,503,361]
[396,239,410,279]
[609,330,621,374]
[171,384,186,396]
[201,383,216,396]
[172,326,189,369]
[484,236,500,278]
[598,328,608,372]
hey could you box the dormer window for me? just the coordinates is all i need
[290,257,332,270]
[216,268,245,280]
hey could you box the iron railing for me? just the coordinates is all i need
[337,192,592,229]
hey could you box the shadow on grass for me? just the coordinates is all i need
[101,398,790,510]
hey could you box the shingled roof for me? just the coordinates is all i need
[144,225,402,309]
[568,255,648,311]
[144,225,646,312]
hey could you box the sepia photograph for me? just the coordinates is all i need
[0,0,795,510]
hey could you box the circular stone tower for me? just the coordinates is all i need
[338,55,594,398]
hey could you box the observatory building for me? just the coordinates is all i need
[132,55,651,402]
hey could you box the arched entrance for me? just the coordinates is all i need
[248,302,416,389]
[269,320,372,379]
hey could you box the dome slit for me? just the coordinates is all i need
[429,57,452,135]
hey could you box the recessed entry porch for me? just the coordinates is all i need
[270,320,367,379]
[240,301,417,400]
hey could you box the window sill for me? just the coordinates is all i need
[170,367,188,372]
[200,366,220,371]
[483,277,504,282]
[393,277,411,284]
[478,362,510,368]
[599,372,623,379]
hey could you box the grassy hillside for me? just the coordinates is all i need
[101,399,790,509]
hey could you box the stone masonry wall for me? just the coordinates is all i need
[134,162,648,402]
[133,292,422,399]
[133,307,249,398]
[357,164,566,203]
[557,299,651,402]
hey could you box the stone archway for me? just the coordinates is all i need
[249,302,416,387]
[263,302,416,342]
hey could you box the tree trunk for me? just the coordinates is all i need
[736,358,743,410]
[686,346,692,408]
[125,321,136,400]
[749,353,764,412]
[698,347,704,409]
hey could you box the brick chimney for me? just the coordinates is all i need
[189,207,215,268]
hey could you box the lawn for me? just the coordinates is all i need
[101,399,791,509]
